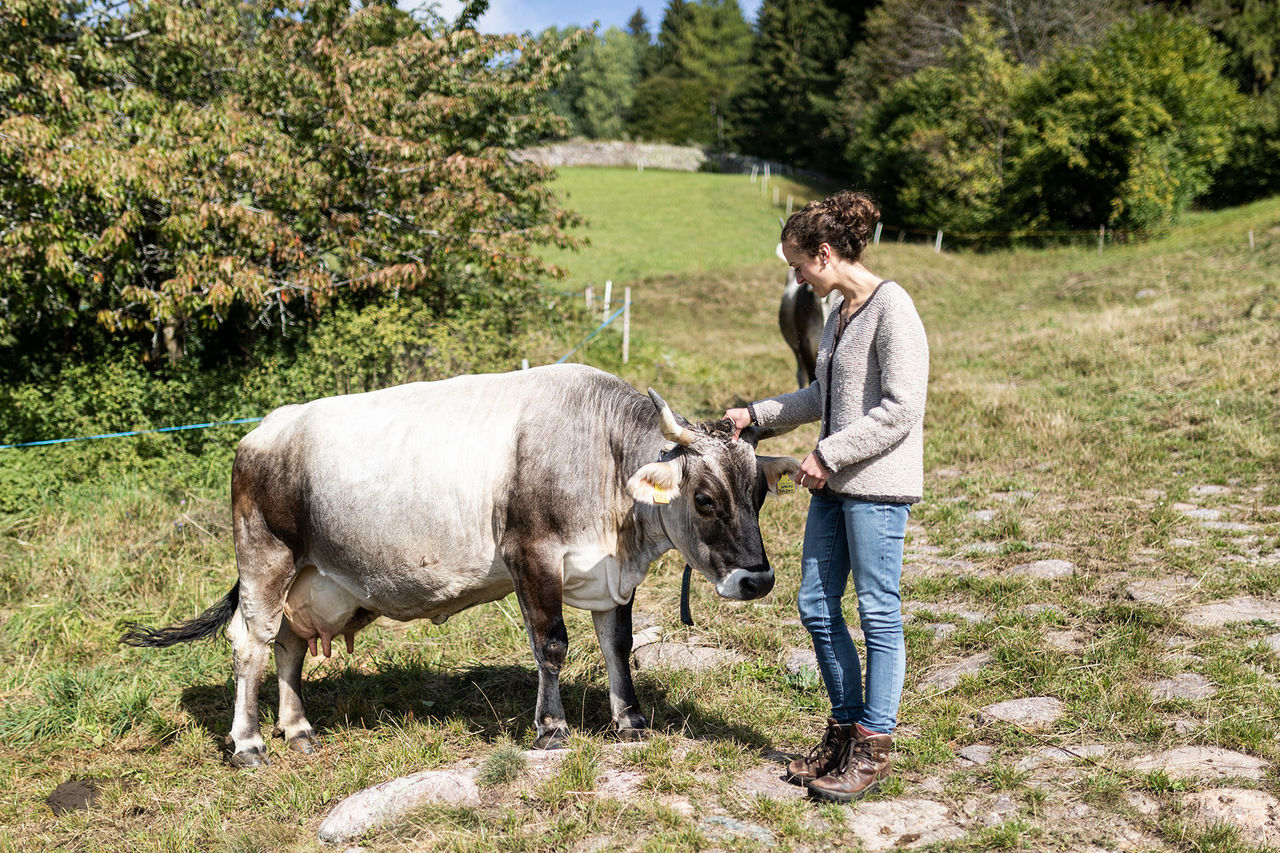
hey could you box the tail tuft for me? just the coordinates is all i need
[120,582,240,648]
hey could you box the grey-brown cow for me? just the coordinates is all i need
[122,364,798,767]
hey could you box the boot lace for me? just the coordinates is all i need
[834,737,879,774]
[805,725,840,765]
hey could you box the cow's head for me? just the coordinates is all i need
[627,389,799,601]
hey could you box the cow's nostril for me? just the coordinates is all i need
[738,569,774,599]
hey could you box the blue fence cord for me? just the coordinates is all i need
[0,417,266,450]
[555,301,628,365]
[0,301,630,450]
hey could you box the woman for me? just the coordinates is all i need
[725,190,928,803]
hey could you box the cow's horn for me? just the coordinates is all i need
[647,388,697,447]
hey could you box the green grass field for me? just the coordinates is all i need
[1,171,1279,852]
[539,167,825,285]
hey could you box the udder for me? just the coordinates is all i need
[283,566,369,657]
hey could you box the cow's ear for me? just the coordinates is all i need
[757,455,801,496]
[627,460,682,505]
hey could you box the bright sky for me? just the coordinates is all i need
[431,0,764,36]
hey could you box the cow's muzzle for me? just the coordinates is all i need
[715,565,775,600]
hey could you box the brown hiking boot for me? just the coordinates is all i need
[807,730,893,803]
[786,718,855,785]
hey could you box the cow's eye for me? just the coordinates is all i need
[694,493,715,511]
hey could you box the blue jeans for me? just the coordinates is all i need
[798,491,909,734]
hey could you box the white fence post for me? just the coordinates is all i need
[585,285,594,313]
[521,358,529,370]
[622,287,631,364]
[1249,229,1255,250]
[786,195,793,217]
[603,280,612,322]
[935,230,943,252]
[874,222,882,245]
[750,164,758,183]
[1098,225,1105,255]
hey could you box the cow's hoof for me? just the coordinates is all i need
[228,747,271,768]
[533,728,570,750]
[288,732,319,754]
[615,726,646,742]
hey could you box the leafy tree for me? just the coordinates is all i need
[849,16,1029,234]
[573,28,645,139]
[0,0,582,366]
[842,0,1138,95]
[845,11,1242,238]
[1009,12,1243,233]
[1205,86,1280,205]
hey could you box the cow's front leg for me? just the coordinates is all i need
[511,561,571,749]
[591,602,647,739]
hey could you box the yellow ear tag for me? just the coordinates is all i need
[777,473,796,495]
[651,485,671,505]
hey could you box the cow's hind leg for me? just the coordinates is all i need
[226,515,295,767]
[592,601,647,740]
[273,620,318,754]
[509,549,571,749]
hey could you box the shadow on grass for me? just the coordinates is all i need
[177,659,770,758]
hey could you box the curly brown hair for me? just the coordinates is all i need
[780,190,880,263]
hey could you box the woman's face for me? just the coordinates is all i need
[781,240,834,297]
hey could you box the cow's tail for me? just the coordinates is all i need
[119,581,240,648]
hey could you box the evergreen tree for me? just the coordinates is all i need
[626,6,651,42]
[629,0,753,145]
[732,0,850,168]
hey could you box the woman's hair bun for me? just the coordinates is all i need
[782,190,880,262]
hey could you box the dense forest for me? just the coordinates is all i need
[548,0,1279,237]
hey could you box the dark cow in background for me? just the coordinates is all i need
[122,364,798,767]
[776,242,832,388]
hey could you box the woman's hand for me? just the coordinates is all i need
[723,407,752,440]
[794,452,831,490]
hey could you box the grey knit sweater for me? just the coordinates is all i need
[749,281,929,503]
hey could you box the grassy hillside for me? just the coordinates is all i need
[539,167,825,285]
[1,176,1278,852]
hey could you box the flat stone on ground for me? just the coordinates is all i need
[916,652,993,693]
[1015,744,1107,772]
[1007,559,1075,580]
[1144,672,1217,701]
[1129,746,1269,781]
[318,769,481,844]
[734,765,807,800]
[1183,596,1280,629]
[979,697,1065,729]
[1182,788,1280,848]
[784,647,818,675]
[844,799,965,851]
[1044,629,1086,652]
[633,642,747,672]
[1126,576,1197,607]
[956,744,994,765]
[1190,484,1232,497]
